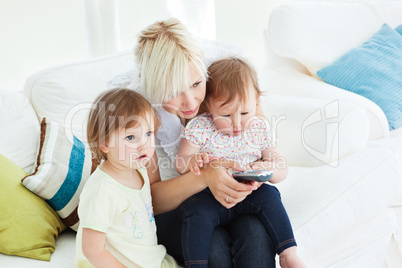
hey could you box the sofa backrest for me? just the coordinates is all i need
[24,39,243,142]
[0,91,40,173]
[266,0,402,75]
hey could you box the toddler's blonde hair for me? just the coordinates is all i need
[87,88,160,162]
[206,57,262,108]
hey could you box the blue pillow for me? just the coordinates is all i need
[317,24,402,130]
[396,24,402,36]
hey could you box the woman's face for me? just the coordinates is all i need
[162,64,206,120]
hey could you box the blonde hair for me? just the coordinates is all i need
[87,88,160,162]
[134,18,207,104]
[206,57,262,108]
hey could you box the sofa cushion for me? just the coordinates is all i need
[317,24,402,130]
[0,154,66,261]
[22,118,99,230]
[262,95,370,167]
[268,1,402,75]
[0,91,40,173]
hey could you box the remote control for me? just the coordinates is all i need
[232,170,273,183]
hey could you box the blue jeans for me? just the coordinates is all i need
[178,184,296,267]
[156,210,276,267]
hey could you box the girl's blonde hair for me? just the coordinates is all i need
[134,18,207,104]
[205,57,262,108]
[87,88,160,162]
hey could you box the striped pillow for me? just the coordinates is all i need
[22,118,99,230]
[317,23,402,130]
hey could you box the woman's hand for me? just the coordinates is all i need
[201,159,258,209]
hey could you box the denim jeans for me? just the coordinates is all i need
[178,184,296,267]
[156,210,276,268]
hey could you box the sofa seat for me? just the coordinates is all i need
[278,145,402,266]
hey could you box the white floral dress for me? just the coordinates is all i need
[185,113,275,166]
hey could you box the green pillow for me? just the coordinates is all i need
[0,154,66,261]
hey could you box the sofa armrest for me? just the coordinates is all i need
[261,94,370,167]
[259,65,390,141]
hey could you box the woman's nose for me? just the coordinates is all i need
[181,91,197,109]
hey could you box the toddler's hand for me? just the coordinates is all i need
[190,153,214,175]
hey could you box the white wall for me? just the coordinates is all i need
[0,0,287,92]
[215,0,286,71]
[0,0,88,92]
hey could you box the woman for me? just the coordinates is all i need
[108,18,278,267]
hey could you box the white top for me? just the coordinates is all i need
[75,168,179,268]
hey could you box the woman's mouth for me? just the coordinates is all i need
[182,106,198,116]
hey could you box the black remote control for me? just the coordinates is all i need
[232,170,273,183]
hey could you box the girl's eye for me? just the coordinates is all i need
[145,131,153,137]
[125,135,135,141]
[241,112,249,115]
[221,115,230,118]
[192,81,201,88]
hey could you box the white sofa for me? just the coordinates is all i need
[1,1,402,267]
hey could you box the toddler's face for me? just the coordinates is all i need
[208,85,258,136]
[102,113,155,170]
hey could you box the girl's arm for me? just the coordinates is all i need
[175,138,201,175]
[82,228,126,268]
[176,138,213,175]
[147,153,256,214]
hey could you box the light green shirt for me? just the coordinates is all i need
[75,167,179,268]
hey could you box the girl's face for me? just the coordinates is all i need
[162,64,206,120]
[208,85,258,137]
[101,113,155,170]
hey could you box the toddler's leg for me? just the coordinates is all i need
[177,189,224,268]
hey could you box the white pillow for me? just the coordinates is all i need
[268,1,402,75]
[0,91,40,173]
[261,95,369,167]
[25,51,134,141]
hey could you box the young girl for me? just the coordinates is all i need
[176,58,306,268]
[75,88,180,268]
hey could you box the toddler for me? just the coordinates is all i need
[75,88,180,268]
[176,58,306,268]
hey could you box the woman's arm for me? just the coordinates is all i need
[147,153,257,214]
[82,228,126,268]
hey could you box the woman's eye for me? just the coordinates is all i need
[192,81,201,88]
[241,112,249,115]
[125,135,135,141]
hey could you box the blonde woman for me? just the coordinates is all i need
[108,18,278,267]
